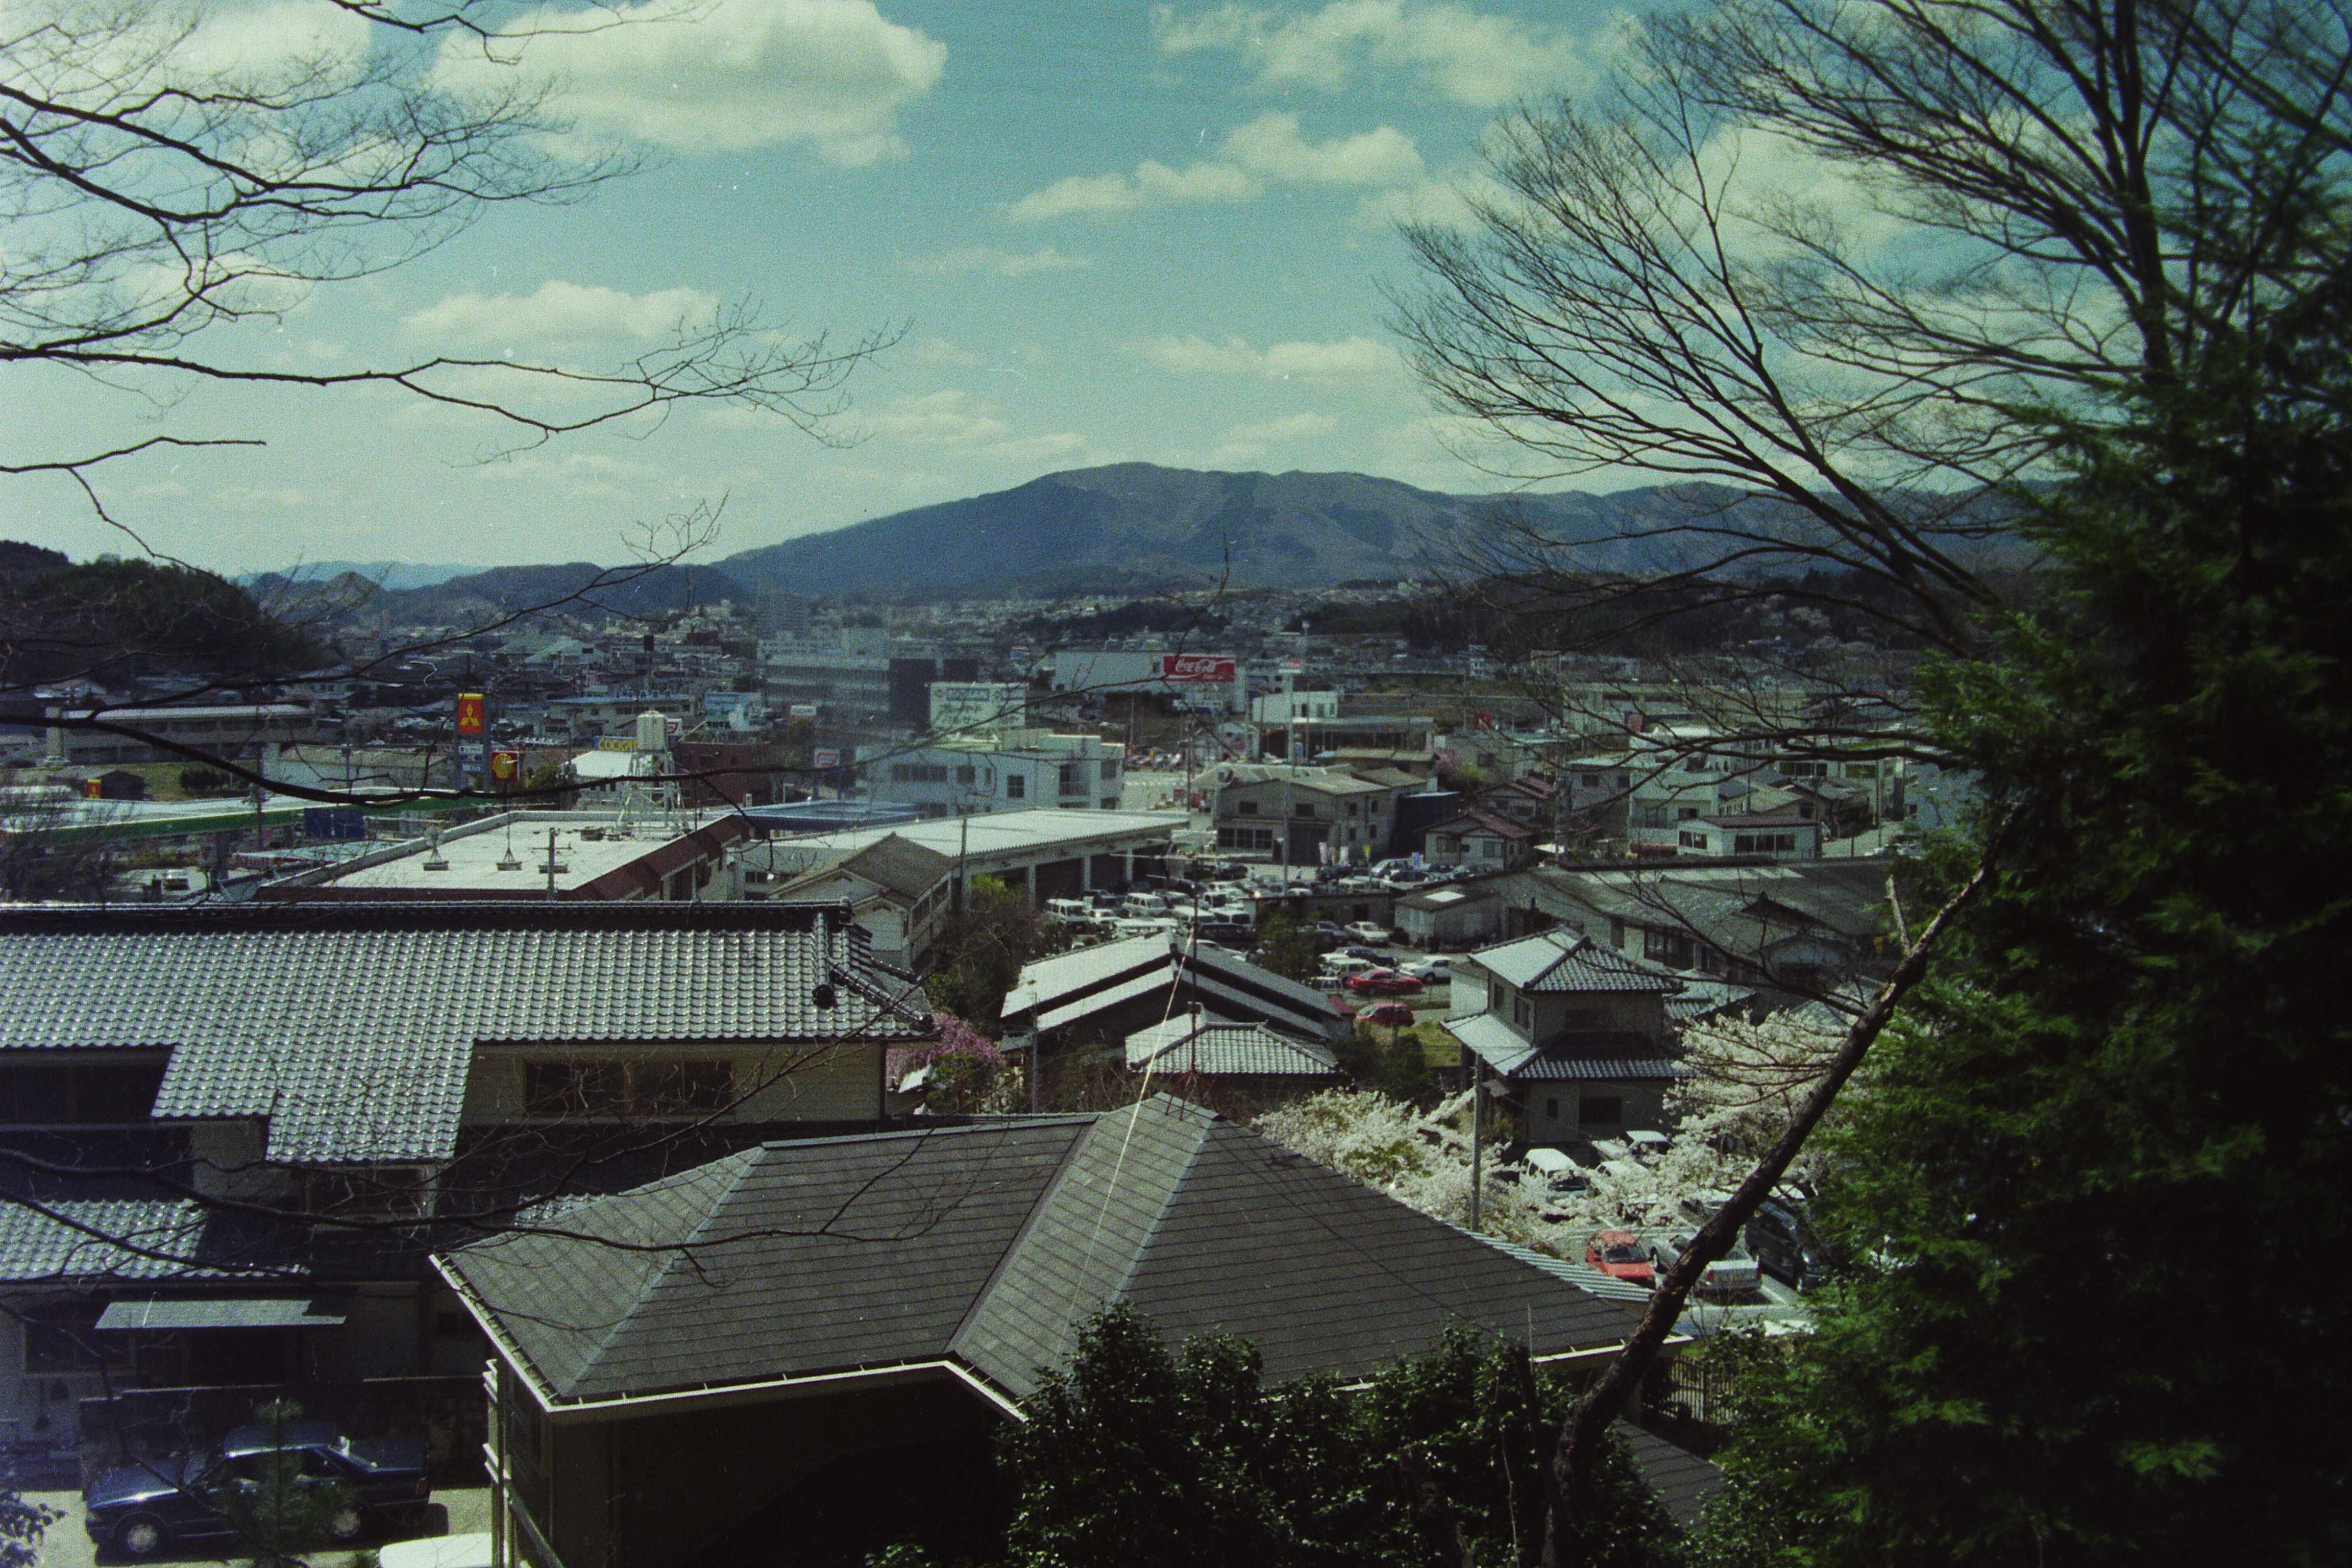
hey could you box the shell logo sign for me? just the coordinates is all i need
[1161,654,1236,683]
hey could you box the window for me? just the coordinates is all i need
[1236,799,1257,815]
[1579,1094,1624,1126]
[1580,772,1602,787]
[1608,917,1625,947]
[1677,805,1700,819]
[1512,993,1532,1027]
[0,1063,165,1124]
[20,1301,126,1371]
[1099,758,1119,779]
[1345,802,1358,815]
[524,1060,736,1116]
[1006,775,1026,798]
[889,763,948,783]
[1679,829,1706,849]
[1643,927,1695,968]
[1217,826,1276,851]
[955,765,976,785]
[1058,763,1082,793]
[1293,802,1316,817]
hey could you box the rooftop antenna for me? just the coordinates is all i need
[421,828,448,872]
[538,825,566,897]
[496,816,521,873]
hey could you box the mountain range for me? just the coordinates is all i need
[261,463,1798,622]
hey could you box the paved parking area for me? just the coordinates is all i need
[26,1489,492,1568]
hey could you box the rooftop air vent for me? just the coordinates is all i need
[812,982,838,1010]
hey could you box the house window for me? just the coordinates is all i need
[1345,802,1358,816]
[1006,775,1026,798]
[20,1301,126,1372]
[1512,993,1532,1027]
[1294,802,1316,817]
[0,1063,165,1124]
[1677,806,1700,819]
[1679,830,1707,849]
[524,1060,736,1116]
[1579,1094,1624,1126]
[1099,758,1119,779]
[1643,927,1695,968]
[1236,800,1257,815]
[1608,917,1625,947]
[1059,764,1082,793]
[955,765,976,785]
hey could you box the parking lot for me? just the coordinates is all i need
[24,1488,492,1568]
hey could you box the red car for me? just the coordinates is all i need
[1343,968,1425,996]
[1586,1229,1655,1287]
[1362,1001,1417,1027]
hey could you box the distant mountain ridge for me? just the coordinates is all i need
[713,462,1728,599]
[301,463,1942,621]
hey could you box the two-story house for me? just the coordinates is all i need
[1204,764,1410,864]
[0,900,933,1451]
[1442,930,1689,1149]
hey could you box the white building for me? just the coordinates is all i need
[870,729,1125,817]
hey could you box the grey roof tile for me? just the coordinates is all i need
[447,1097,1645,1409]
[0,903,932,1165]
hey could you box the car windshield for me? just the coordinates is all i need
[1601,1243,1644,1264]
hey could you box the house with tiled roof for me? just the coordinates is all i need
[1001,933,1349,1056]
[439,1096,1667,1568]
[1443,929,1692,1148]
[0,900,931,1449]
[1121,1011,1342,1111]
[1425,805,1542,870]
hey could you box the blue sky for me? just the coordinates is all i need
[11,0,1634,574]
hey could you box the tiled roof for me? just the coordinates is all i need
[0,903,934,1165]
[445,1097,1637,1408]
[0,1195,289,1283]
[1615,1423,1726,1528]
[1469,929,1680,993]
[1007,935,1345,1042]
[1124,1016,1341,1077]
[1508,1057,1694,1082]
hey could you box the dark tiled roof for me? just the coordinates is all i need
[1508,1057,1693,1082]
[444,1097,1637,1408]
[1471,929,1681,994]
[1124,1017,1341,1077]
[0,902,933,1164]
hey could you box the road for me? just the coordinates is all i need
[26,1488,493,1568]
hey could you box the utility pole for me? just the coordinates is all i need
[1468,1077,1484,1232]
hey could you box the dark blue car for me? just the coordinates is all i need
[84,1420,428,1559]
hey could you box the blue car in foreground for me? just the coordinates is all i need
[84,1420,428,1559]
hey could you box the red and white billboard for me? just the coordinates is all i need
[1161,653,1236,683]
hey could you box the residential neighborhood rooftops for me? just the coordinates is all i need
[0,901,932,1164]
[439,1097,1641,1409]
[1005,934,1346,1041]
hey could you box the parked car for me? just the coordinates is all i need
[1681,1191,1825,1290]
[1341,945,1391,964]
[1402,958,1453,984]
[1646,1225,1765,1300]
[1584,1229,1655,1287]
[1343,968,1425,996]
[1344,920,1390,943]
[1362,1000,1417,1027]
[84,1420,429,1559]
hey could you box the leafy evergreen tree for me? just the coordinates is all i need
[1695,267,2352,1565]
[988,1308,1680,1568]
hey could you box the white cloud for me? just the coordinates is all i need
[859,388,1089,463]
[1156,0,1588,107]
[170,2,374,81]
[1133,333,1398,381]
[898,245,1092,278]
[1210,411,1338,465]
[908,335,983,366]
[1008,112,1419,221]
[432,0,947,164]
[404,281,721,352]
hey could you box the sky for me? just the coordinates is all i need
[7,0,1640,576]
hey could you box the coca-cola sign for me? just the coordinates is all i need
[1161,653,1236,683]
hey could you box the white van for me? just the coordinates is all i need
[1044,898,1094,922]
[1112,917,1178,940]
[1323,954,1378,979]
[1123,890,1170,917]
